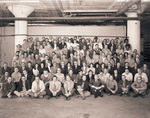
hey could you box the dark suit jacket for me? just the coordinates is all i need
[59,42,67,49]
[3,81,15,94]
[77,79,90,91]
[17,80,30,92]
[1,67,11,76]
[86,74,94,82]
[72,66,81,75]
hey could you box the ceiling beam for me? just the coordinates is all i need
[116,0,141,16]
[57,0,64,10]
[0,17,141,21]
[51,0,62,17]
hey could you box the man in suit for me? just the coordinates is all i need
[28,76,46,99]
[1,62,11,76]
[45,76,62,99]
[14,76,30,97]
[89,75,105,98]
[119,75,132,96]
[72,60,81,75]
[23,69,32,88]
[1,77,15,98]
[76,74,91,100]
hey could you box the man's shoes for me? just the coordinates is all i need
[94,94,98,98]
[39,96,44,99]
[25,95,29,98]
[139,94,145,98]
[108,93,112,96]
[55,96,59,99]
[133,94,139,98]
[82,96,86,100]
[99,93,103,97]
[126,93,130,97]
[67,97,71,100]
[46,96,51,100]
[120,93,123,96]
[75,95,80,98]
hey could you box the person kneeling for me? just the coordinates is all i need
[105,75,118,95]
[28,76,46,99]
[76,74,91,100]
[14,76,30,97]
[45,76,62,99]
[1,77,15,98]
[62,75,75,100]
[90,75,105,98]
[131,76,147,98]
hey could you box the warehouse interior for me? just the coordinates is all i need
[0,0,150,118]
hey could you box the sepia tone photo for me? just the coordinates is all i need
[0,0,150,118]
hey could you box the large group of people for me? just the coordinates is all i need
[0,36,149,100]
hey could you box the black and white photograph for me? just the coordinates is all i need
[0,0,150,118]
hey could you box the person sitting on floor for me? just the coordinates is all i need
[11,67,22,90]
[62,75,75,100]
[45,76,62,99]
[1,77,15,98]
[0,71,10,90]
[89,75,105,98]
[76,74,91,100]
[105,75,118,95]
[28,76,46,99]
[131,76,147,98]
[119,75,132,96]
[14,76,30,97]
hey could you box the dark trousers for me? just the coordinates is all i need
[45,87,62,97]
[90,88,104,96]
[105,87,118,95]
[1,90,13,98]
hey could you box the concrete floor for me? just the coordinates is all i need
[0,91,150,118]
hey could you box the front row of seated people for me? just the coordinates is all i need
[1,68,147,100]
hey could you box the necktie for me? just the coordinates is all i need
[53,82,56,92]
[37,81,40,92]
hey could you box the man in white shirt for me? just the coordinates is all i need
[28,76,46,99]
[122,69,133,82]
[134,68,148,83]
[102,68,110,84]
[45,76,62,99]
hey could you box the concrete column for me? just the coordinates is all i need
[125,12,140,53]
[8,5,34,50]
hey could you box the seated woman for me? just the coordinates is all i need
[45,76,62,99]
[89,75,105,98]
[105,75,118,95]
[131,76,147,98]
[14,76,30,97]
[119,75,132,96]
[28,76,46,99]
[76,74,91,100]
[1,77,15,98]
[62,75,75,100]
